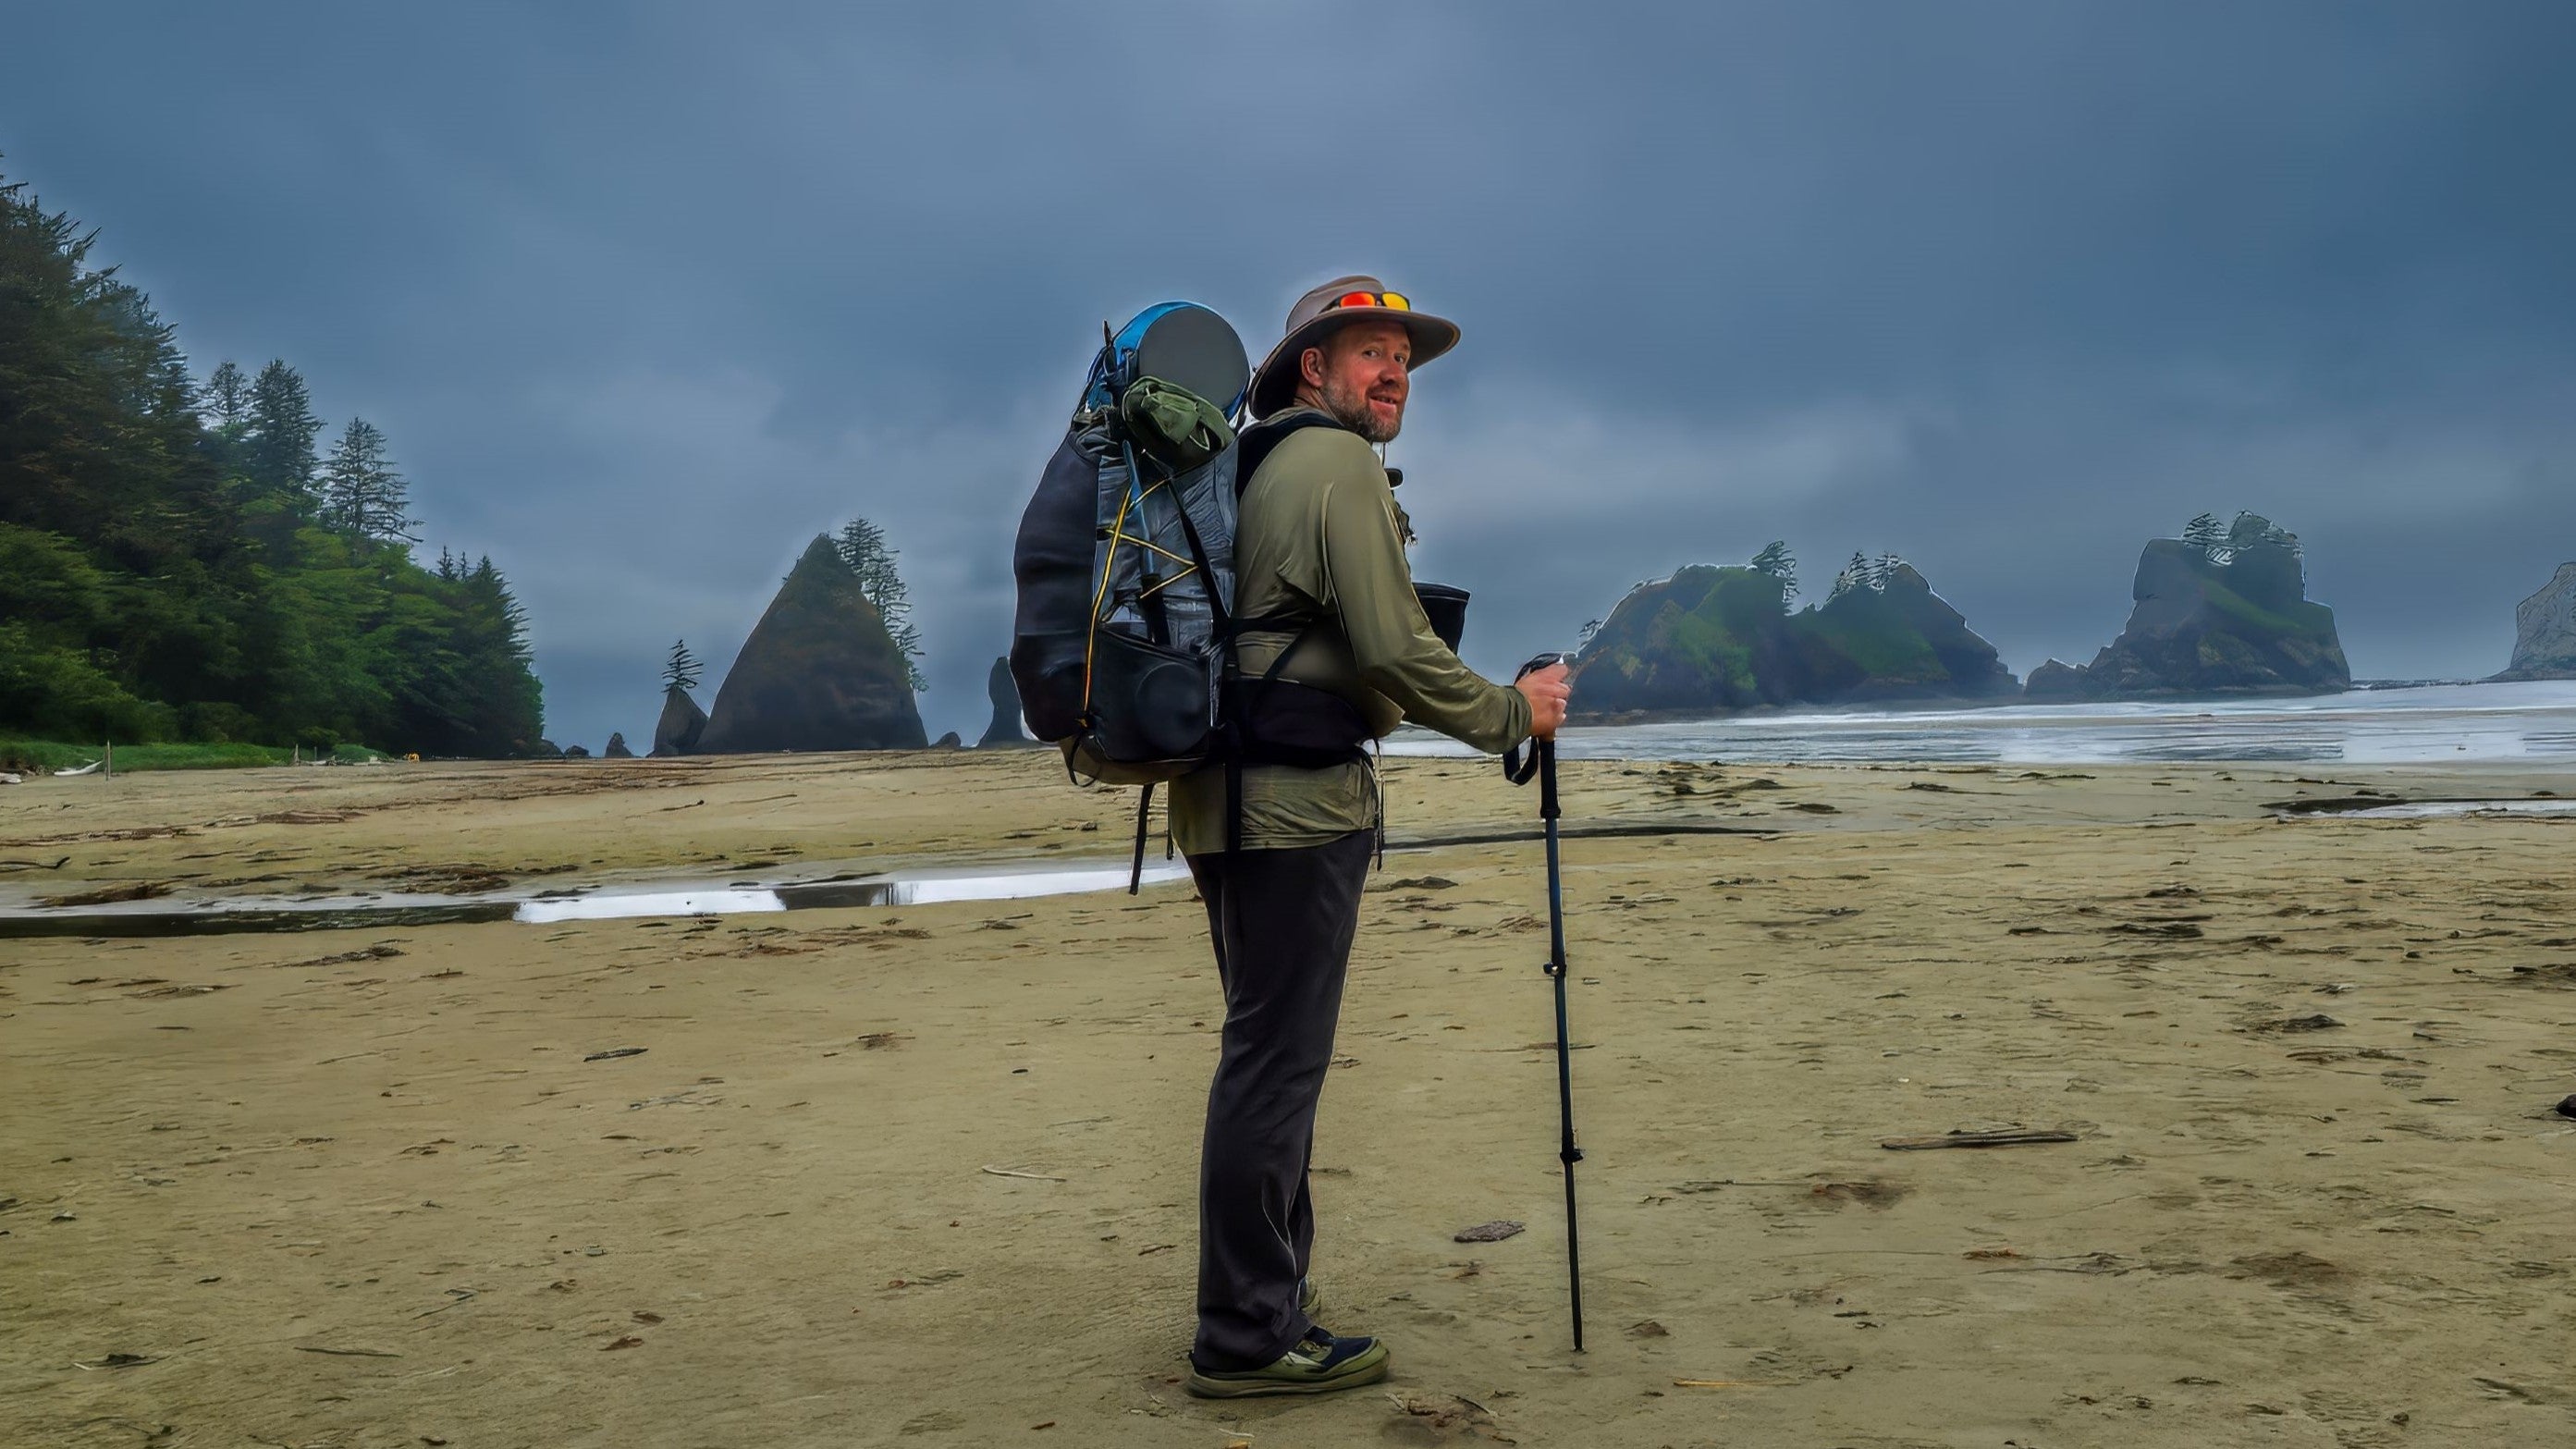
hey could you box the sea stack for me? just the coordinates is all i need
[978,655,1037,747]
[696,535,928,753]
[2034,514,2349,699]
[603,731,634,758]
[2487,562,2576,682]
[650,687,707,756]
[1570,558,2017,718]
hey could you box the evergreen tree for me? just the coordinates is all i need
[0,168,544,755]
[1827,552,1867,603]
[2182,511,2225,554]
[457,555,545,755]
[2227,510,2298,554]
[834,517,887,577]
[203,361,250,441]
[1749,540,1797,607]
[836,516,926,693]
[318,417,413,543]
[245,359,322,506]
[662,639,702,694]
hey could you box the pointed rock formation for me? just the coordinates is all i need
[603,731,634,758]
[978,655,1038,747]
[2488,562,2576,682]
[2038,518,2348,699]
[651,687,707,756]
[1570,559,2017,718]
[2021,659,2087,701]
[697,536,928,753]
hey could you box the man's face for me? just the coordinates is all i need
[1300,320,1412,444]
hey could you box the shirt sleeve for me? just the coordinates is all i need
[1308,439,1534,755]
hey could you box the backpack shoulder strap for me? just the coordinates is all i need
[1233,410,1354,497]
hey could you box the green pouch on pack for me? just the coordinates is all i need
[1121,375,1234,473]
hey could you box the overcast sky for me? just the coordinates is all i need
[10,3,2572,747]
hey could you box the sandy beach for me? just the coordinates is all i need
[5,750,2572,1447]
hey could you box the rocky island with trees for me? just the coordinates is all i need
[1569,511,2352,718]
[648,517,929,755]
[1567,543,2019,718]
[2025,511,2349,700]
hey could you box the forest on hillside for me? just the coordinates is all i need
[0,168,545,755]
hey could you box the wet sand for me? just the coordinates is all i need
[5,752,2572,1447]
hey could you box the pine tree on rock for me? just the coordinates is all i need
[2227,510,2299,555]
[663,639,702,694]
[836,516,926,693]
[1750,541,1797,606]
[1827,552,1867,603]
[652,637,709,756]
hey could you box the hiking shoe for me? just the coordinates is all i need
[1184,1330,1390,1399]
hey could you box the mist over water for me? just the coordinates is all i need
[1386,681,2576,767]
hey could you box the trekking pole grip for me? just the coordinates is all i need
[1502,651,1571,789]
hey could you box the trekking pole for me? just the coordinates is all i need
[1503,654,1583,1352]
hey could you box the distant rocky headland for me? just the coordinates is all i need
[1571,513,2352,720]
[2486,562,2576,682]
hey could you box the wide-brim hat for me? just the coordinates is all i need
[1245,274,1459,421]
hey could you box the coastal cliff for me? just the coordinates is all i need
[2486,562,2576,682]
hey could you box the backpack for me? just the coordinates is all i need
[1008,304,1405,886]
[1009,302,1248,783]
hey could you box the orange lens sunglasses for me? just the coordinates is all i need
[1328,289,1411,312]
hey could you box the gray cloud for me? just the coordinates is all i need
[9,2,2571,747]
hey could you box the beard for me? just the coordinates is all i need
[1320,375,1403,444]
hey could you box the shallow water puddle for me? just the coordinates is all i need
[2280,798,2576,821]
[0,862,1194,939]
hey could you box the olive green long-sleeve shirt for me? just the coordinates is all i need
[1169,418,1532,855]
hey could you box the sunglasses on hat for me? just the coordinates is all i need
[1327,289,1411,313]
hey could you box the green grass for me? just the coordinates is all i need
[0,739,387,774]
[1796,591,1944,680]
[2201,583,2336,640]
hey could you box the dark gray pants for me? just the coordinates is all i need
[1184,830,1374,1371]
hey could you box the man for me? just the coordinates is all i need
[1170,276,1572,1398]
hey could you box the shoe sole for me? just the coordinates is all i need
[1184,1346,1390,1400]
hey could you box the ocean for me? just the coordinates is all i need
[1382,680,2576,767]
